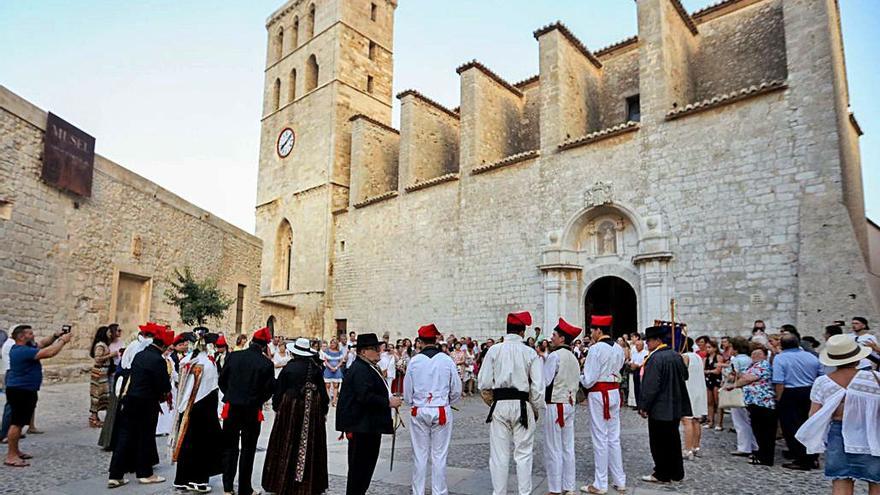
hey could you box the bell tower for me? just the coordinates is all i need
[255,0,396,336]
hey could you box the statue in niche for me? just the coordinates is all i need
[597,220,617,255]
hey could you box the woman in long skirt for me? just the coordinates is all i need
[262,339,329,495]
[89,326,112,428]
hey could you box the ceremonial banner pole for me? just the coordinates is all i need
[670,298,677,352]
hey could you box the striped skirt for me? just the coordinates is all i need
[89,366,110,414]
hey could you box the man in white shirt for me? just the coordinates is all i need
[629,333,648,408]
[404,323,462,495]
[542,318,582,495]
[379,343,396,390]
[581,315,626,494]
[478,311,544,495]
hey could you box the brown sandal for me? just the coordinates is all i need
[89,417,103,428]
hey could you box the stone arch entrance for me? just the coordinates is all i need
[539,188,674,333]
[585,276,638,339]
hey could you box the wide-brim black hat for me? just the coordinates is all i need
[353,333,381,349]
[644,325,670,340]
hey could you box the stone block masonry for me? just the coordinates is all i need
[258,0,879,341]
[0,85,266,373]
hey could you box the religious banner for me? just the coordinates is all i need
[42,112,96,197]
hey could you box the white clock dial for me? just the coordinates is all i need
[277,128,295,158]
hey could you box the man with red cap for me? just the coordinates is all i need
[403,323,462,495]
[580,315,626,494]
[542,318,582,495]
[478,311,544,495]
[218,326,275,495]
[107,323,174,488]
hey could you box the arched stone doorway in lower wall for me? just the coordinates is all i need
[585,276,638,339]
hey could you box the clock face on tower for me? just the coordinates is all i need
[277,128,295,158]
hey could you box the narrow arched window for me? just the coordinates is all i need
[289,69,297,102]
[292,16,299,49]
[273,78,281,110]
[305,55,319,92]
[274,27,284,61]
[306,4,316,39]
[273,219,294,291]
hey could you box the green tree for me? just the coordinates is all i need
[164,266,233,326]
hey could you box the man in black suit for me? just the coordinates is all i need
[108,323,173,488]
[336,333,402,495]
[638,325,691,484]
[219,327,275,495]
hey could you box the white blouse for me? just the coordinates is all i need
[795,370,880,456]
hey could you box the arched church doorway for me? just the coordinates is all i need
[585,276,637,339]
[266,315,276,335]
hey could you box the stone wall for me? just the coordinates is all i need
[0,85,264,369]
[326,0,878,341]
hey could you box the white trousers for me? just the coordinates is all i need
[587,391,626,490]
[543,403,576,493]
[410,406,453,495]
[730,407,757,453]
[489,401,535,495]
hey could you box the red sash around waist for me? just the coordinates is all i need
[411,405,447,426]
[587,382,620,420]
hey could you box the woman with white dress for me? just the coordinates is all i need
[681,337,707,459]
[272,342,291,378]
[796,335,880,495]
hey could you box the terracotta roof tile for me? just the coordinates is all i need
[665,79,787,120]
[533,22,602,69]
[352,190,398,209]
[595,36,639,58]
[456,60,523,97]
[404,173,459,193]
[558,121,640,151]
[670,0,699,34]
[396,90,460,120]
[349,114,400,135]
[471,150,540,176]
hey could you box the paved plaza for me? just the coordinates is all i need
[0,382,867,495]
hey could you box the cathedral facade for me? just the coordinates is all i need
[255,0,879,340]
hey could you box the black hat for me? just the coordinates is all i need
[353,333,381,349]
[203,333,220,345]
[644,325,669,340]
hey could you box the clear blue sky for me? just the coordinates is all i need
[1,0,877,232]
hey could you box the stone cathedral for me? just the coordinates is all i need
[255,0,879,341]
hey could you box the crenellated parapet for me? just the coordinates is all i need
[345,0,792,209]
[396,90,461,192]
[457,60,540,174]
[348,114,399,208]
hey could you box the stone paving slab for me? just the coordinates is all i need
[0,383,870,495]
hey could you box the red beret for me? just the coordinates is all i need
[138,322,166,337]
[216,335,227,347]
[556,318,582,339]
[507,311,532,327]
[160,328,176,347]
[253,326,272,343]
[590,315,613,327]
[418,324,440,339]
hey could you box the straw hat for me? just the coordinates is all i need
[819,334,871,367]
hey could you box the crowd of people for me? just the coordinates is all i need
[0,313,877,495]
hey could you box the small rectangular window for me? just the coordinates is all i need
[368,41,377,60]
[234,284,246,333]
[370,3,378,21]
[626,94,641,122]
[367,75,374,94]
